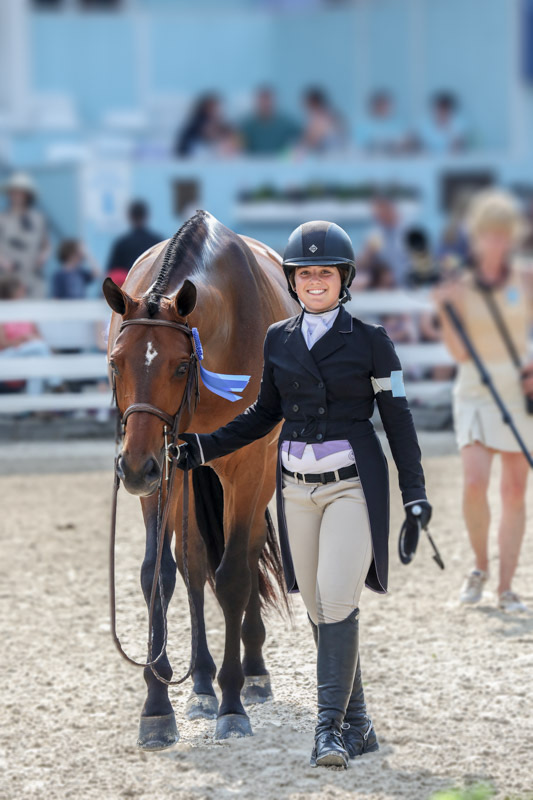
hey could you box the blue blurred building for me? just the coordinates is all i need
[1,0,532,273]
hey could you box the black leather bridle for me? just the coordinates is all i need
[109,317,200,685]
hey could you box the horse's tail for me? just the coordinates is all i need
[260,507,292,617]
[191,466,291,617]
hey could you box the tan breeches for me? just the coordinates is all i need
[282,474,373,625]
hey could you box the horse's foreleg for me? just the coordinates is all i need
[137,499,179,751]
[242,457,277,706]
[175,497,218,721]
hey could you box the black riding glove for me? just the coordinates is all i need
[398,500,433,565]
[174,432,204,471]
[405,499,432,529]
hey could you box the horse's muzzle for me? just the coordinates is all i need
[117,453,161,496]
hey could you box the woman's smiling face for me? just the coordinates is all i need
[293,265,341,312]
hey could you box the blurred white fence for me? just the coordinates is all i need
[0,300,111,414]
[0,292,453,414]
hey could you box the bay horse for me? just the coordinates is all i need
[104,210,297,747]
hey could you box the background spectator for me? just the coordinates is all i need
[356,236,395,292]
[363,194,409,287]
[0,275,60,395]
[416,91,469,154]
[356,90,407,154]
[0,172,50,298]
[175,93,241,158]
[405,227,441,287]
[437,220,470,272]
[52,239,100,299]
[240,86,300,155]
[298,87,346,154]
[106,200,163,285]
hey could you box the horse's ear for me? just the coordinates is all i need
[173,279,197,318]
[102,277,136,316]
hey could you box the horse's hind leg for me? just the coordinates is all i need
[175,498,218,721]
[137,500,179,751]
[241,515,273,706]
[241,458,278,706]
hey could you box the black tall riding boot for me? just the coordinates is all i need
[308,614,379,759]
[342,654,379,758]
[310,609,359,769]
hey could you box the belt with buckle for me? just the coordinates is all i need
[282,464,358,485]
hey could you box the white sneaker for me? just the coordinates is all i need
[459,569,488,604]
[498,590,528,613]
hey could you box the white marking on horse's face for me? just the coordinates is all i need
[145,341,158,367]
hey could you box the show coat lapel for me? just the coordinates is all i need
[310,305,353,363]
[282,313,322,381]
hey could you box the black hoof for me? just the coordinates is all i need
[185,692,219,720]
[242,674,273,706]
[137,712,179,751]
[214,713,253,740]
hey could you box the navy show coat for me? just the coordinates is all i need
[196,305,427,594]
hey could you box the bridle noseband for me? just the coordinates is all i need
[109,316,199,686]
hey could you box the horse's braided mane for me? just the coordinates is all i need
[145,210,208,316]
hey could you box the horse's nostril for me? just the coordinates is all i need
[144,458,160,483]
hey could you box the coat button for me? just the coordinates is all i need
[317,382,324,389]
[292,431,298,438]
[293,381,300,389]
[316,433,323,441]
[292,404,299,412]
[318,407,325,415]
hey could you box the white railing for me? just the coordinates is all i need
[0,300,111,413]
[0,292,452,414]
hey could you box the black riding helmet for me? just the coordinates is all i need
[282,220,356,304]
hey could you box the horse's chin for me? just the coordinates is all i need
[121,479,160,497]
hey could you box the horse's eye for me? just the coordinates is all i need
[109,360,119,376]
[175,362,189,377]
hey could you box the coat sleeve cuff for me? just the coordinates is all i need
[195,433,216,464]
[194,433,205,465]
[402,488,427,506]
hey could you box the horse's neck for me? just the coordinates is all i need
[188,280,232,350]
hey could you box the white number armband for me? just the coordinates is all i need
[371,370,406,398]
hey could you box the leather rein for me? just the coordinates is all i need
[109,317,199,685]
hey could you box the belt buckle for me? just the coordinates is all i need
[334,469,340,482]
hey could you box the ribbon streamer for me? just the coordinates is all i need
[192,327,250,402]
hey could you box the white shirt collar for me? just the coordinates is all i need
[301,306,340,348]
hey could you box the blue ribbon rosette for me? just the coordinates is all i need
[192,327,250,402]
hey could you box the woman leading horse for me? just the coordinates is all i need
[178,220,432,769]
[104,210,296,747]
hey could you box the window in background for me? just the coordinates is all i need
[440,171,495,214]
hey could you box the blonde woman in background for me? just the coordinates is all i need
[434,189,533,612]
